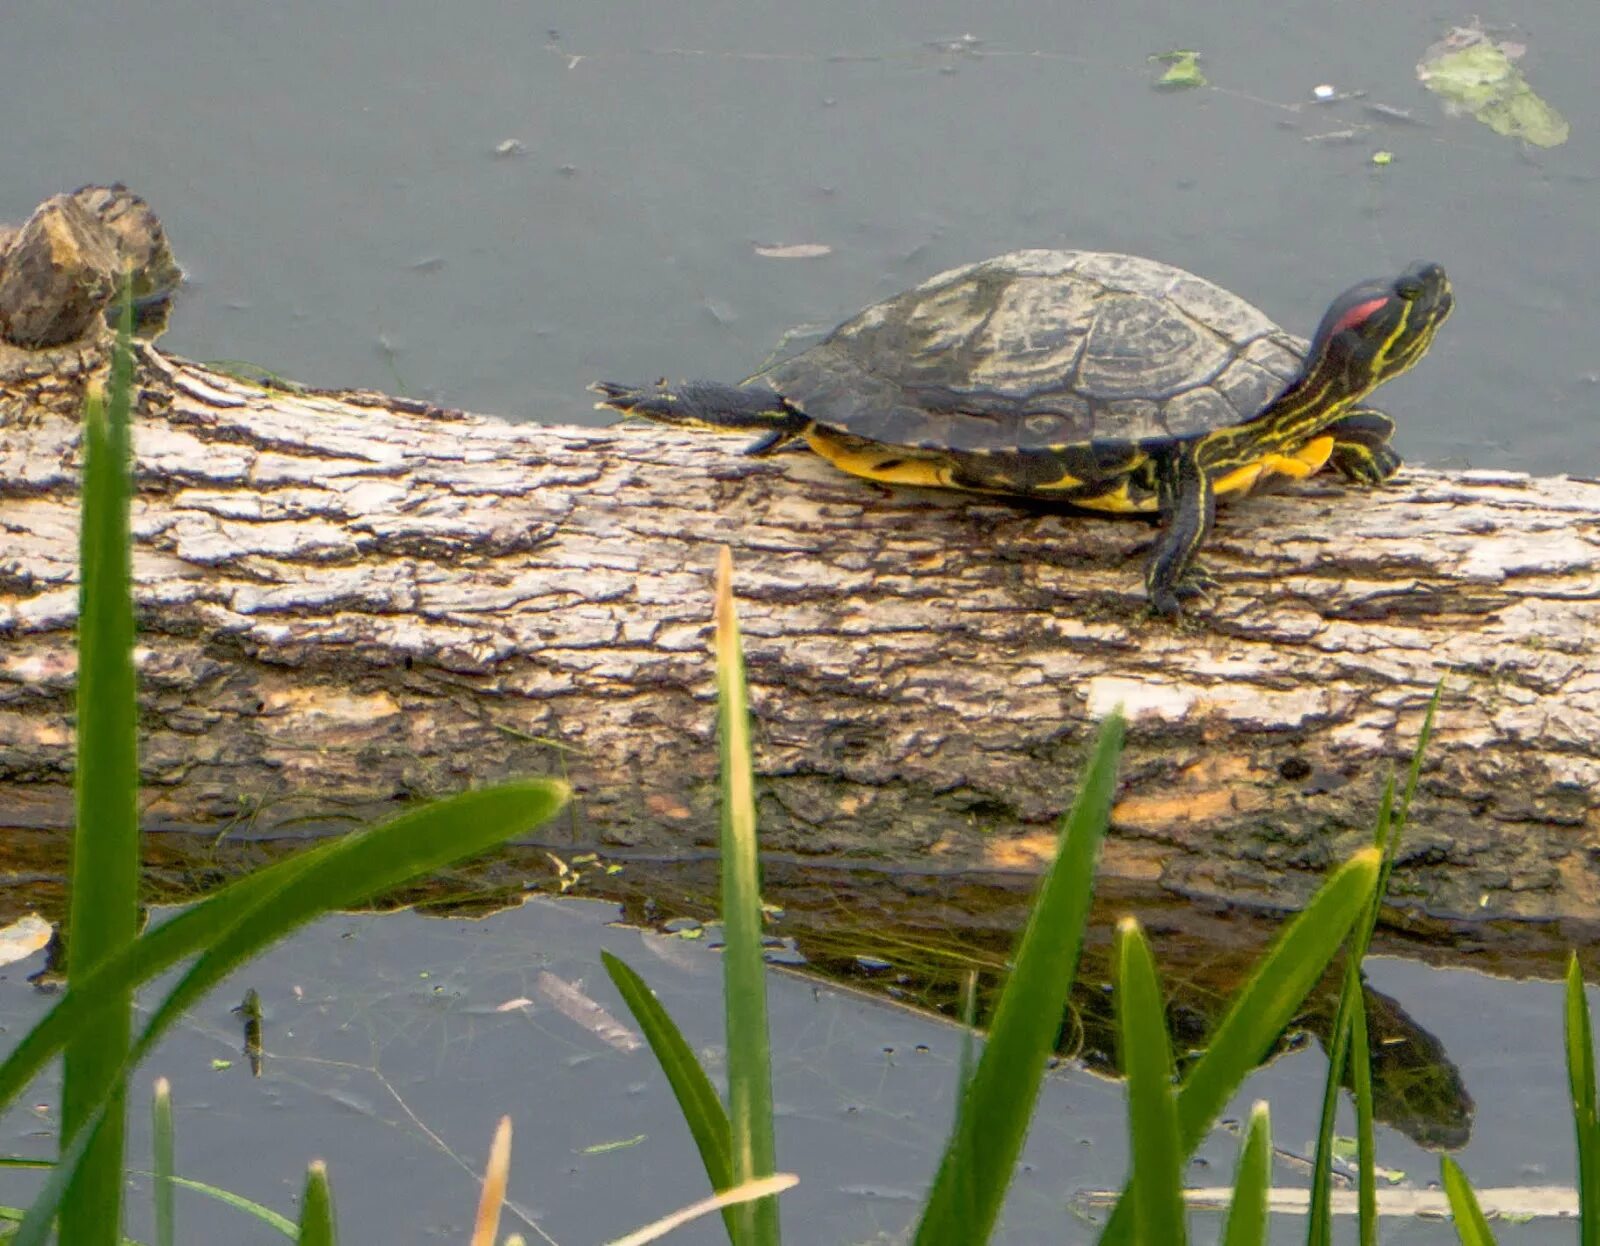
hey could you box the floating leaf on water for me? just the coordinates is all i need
[583,1134,647,1155]
[1371,150,1395,166]
[1417,24,1569,147]
[753,243,833,260]
[1150,49,1207,90]
[1364,102,1426,126]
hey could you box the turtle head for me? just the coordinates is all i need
[1305,262,1453,397]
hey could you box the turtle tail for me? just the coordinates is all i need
[590,379,810,455]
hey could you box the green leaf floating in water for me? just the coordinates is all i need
[1417,25,1569,148]
[1150,49,1206,90]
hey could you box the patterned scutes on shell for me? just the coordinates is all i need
[757,249,1308,454]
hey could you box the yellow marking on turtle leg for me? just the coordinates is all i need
[1210,461,1265,497]
[1289,434,1334,475]
[1254,434,1336,481]
[1030,469,1085,491]
[1072,479,1154,514]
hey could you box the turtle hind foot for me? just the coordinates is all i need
[590,380,664,415]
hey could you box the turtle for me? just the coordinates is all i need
[592,250,1452,616]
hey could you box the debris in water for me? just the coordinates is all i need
[1150,49,1207,90]
[1417,22,1569,147]
[754,242,833,260]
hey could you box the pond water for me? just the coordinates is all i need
[2,1,1595,475]
[0,896,1590,1244]
[3,2,1597,1241]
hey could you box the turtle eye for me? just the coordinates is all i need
[1395,277,1422,300]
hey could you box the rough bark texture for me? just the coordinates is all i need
[3,190,1600,924]
[4,334,1599,923]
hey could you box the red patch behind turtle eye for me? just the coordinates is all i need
[1331,295,1390,337]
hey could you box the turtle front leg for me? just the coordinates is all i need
[1146,448,1217,617]
[1324,408,1401,485]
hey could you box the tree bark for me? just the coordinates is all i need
[3,203,1599,925]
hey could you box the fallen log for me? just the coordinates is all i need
[2,190,1598,923]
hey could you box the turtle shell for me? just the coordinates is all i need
[755,250,1308,454]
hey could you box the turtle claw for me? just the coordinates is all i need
[1148,566,1218,620]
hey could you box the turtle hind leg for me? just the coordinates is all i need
[590,379,809,452]
[1324,408,1401,485]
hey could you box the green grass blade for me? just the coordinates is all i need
[950,966,981,1221]
[12,1108,100,1246]
[12,781,566,1234]
[713,548,780,1245]
[1566,952,1600,1246]
[164,1175,298,1236]
[916,710,1125,1246]
[1395,682,1443,833]
[1439,1156,1498,1246]
[0,783,566,1114]
[1173,847,1379,1152]
[1350,972,1377,1246]
[153,1078,175,1246]
[0,835,343,1116]
[1115,917,1186,1246]
[296,1160,337,1246]
[1220,1101,1272,1246]
[1308,688,1440,1246]
[63,278,140,1246]
[1095,846,1380,1245]
[1307,951,1370,1246]
[602,950,737,1240]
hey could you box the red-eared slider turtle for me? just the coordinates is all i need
[593,250,1452,615]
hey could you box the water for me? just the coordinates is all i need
[3,3,1596,1239]
[0,898,1590,1243]
[2,2,1594,473]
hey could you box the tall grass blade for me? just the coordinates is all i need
[602,951,736,1201]
[296,1160,336,1246]
[161,1175,297,1234]
[1095,846,1380,1245]
[1305,838,1384,1246]
[10,782,566,1235]
[63,279,140,1245]
[1566,952,1600,1246]
[940,970,983,1232]
[1220,1102,1271,1246]
[1308,686,1439,1246]
[1308,950,1372,1246]
[1350,970,1377,1246]
[470,1116,512,1246]
[1396,682,1443,831]
[12,1109,99,1246]
[915,710,1125,1246]
[1172,848,1378,1150]
[713,547,780,1245]
[606,1175,800,1246]
[152,1078,175,1246]
[1115,917,1186,1246]
[1439,1156,1498,1246]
